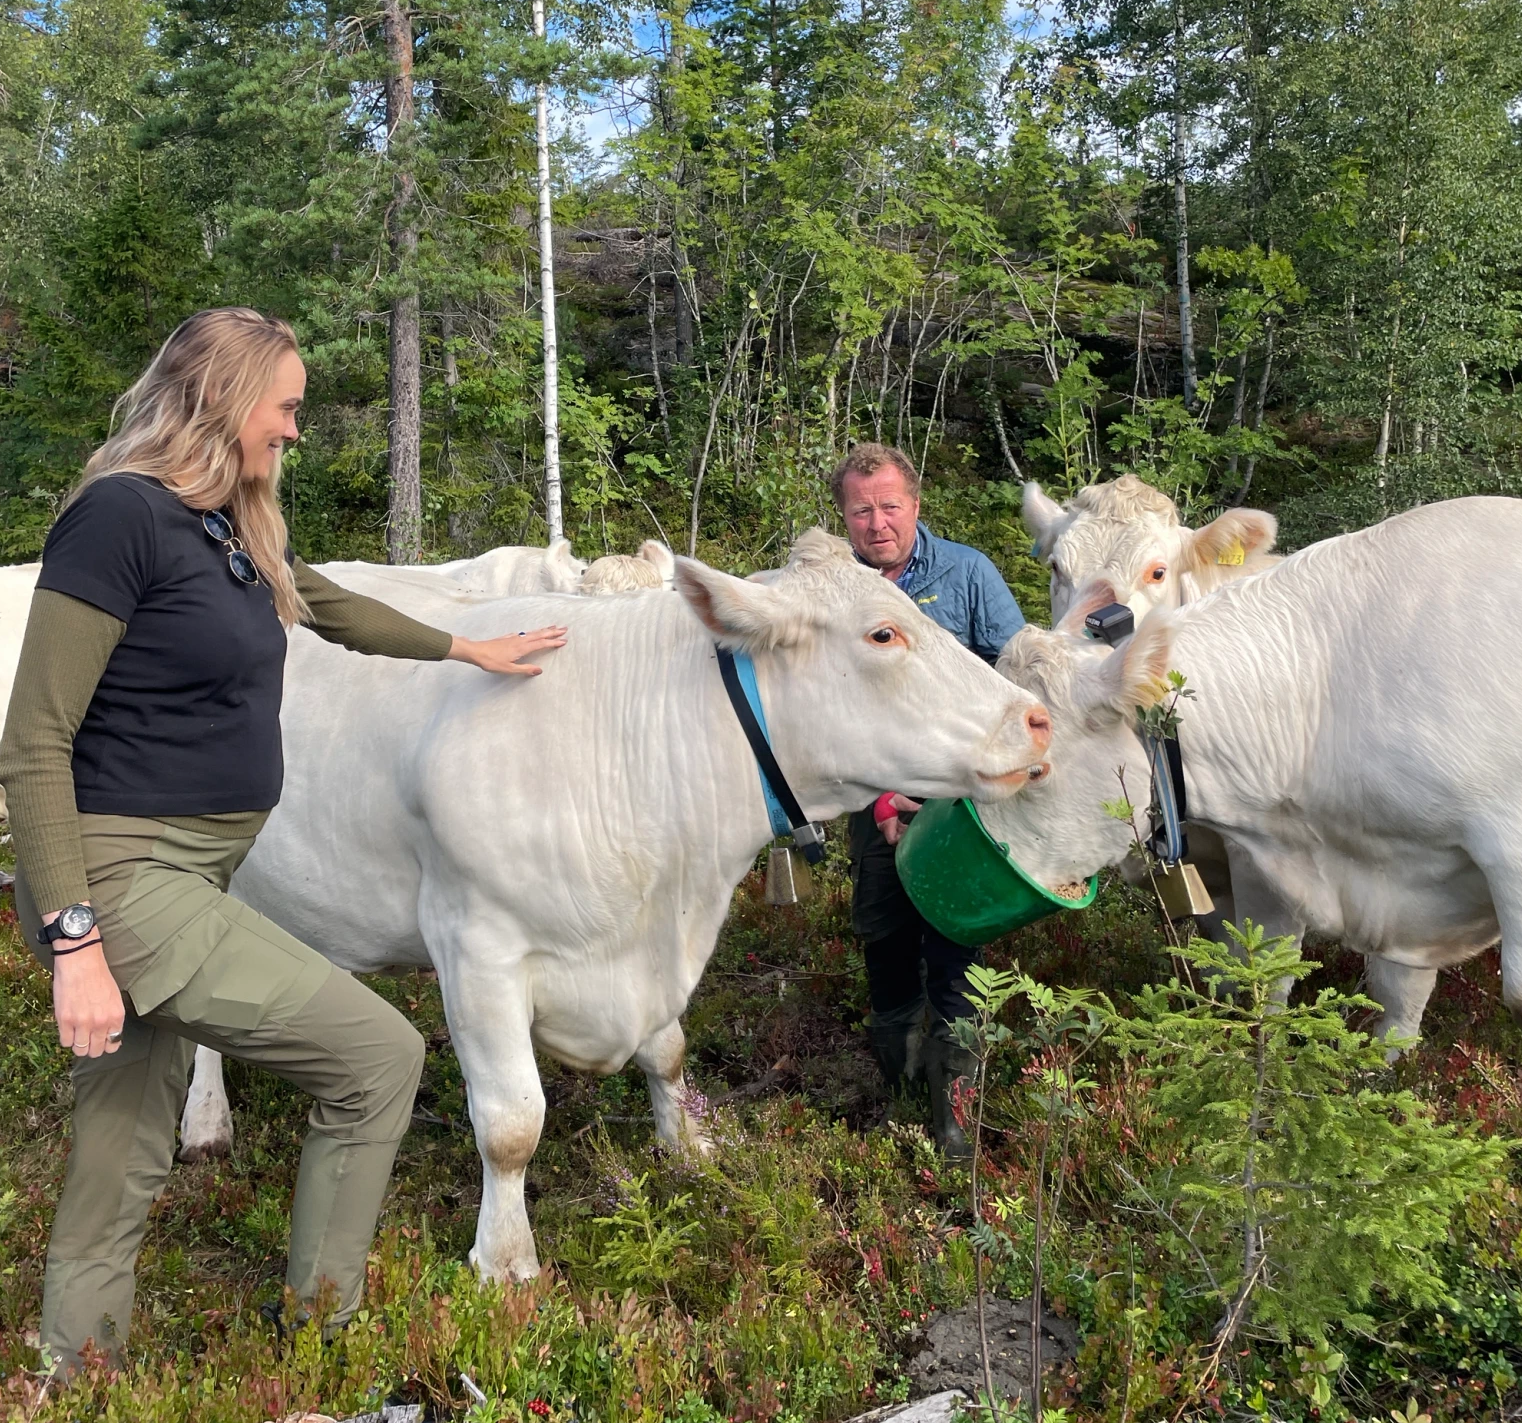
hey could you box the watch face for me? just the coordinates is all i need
[58,904,95,939]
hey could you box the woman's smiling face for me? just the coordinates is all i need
[237,348,306,481]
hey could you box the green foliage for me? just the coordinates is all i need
[8,0,1522,571]
[1100,922,1514,1343]
[589,1171,700,1294]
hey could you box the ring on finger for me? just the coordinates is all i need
[106,1029,123,1043]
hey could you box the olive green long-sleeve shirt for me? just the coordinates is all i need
[0,560,453,914]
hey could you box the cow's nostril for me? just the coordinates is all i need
[1025,706,1052,747]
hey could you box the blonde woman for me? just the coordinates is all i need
[0,307,567,1370]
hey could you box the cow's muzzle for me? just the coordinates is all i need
[975,705,1053,794]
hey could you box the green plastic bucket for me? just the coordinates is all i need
[894,797,1098,947]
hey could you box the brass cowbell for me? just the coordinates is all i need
[1154,860,1215,920]
[764,843,814,905]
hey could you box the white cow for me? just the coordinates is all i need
[1022,475,1280,625]
[979,497,1522,1045]
[1022,476,1300,957]
[578,540,677,595]
[317,537,586,600]
[0,562,42,820]
[182,530,1052,1280]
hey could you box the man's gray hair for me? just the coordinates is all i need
[829,442,922,508]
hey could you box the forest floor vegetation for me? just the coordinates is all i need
[0,836,1518,1422]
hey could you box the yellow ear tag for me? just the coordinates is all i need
[1216,539,1246,566]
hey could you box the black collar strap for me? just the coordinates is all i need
[1140,730,1189,866]
[716,647,827,863]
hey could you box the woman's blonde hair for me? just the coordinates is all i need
[76,307,307,626]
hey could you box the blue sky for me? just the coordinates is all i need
[559,2,1053,165]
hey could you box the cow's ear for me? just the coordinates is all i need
[639,540,677,587]
[675,559,813,649]
[1077,617,1175,720]
[1184,508,1276,573]
[1022,481,1065,556]
[544,537,586,592]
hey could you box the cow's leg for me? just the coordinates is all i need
[1462,821,1522,1022]
[634,1019,712,1156]
[432,960,544,1282]
[1363,956,1438,1059]
[178,1046,234,1162]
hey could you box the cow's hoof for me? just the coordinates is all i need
[178,1133,233,1163]
[467,1245,541,1283]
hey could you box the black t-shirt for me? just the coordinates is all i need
[37,474,291,815]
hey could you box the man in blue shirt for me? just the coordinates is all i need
[833,442,1027,1157]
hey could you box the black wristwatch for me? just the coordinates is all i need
[37,903,97,946]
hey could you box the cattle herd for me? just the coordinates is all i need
[2,482,1519,1281]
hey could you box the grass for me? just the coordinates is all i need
[0,830,1520,1422]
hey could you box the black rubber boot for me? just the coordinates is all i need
[867,997,926,1091]
[924,1025,978,1161]
[260,1299,311,1345]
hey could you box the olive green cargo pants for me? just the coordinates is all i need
[15,815,425,1369]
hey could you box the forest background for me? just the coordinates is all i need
[6,0,1522,586]
[5,1,1522,1417]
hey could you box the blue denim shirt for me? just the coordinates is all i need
[888,521,1026,664]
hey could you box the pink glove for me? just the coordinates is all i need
[873,792,923,846]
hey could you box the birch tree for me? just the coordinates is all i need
[533,0,563,542]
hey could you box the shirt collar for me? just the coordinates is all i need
[891,530,925,590]
[854,527,924,588]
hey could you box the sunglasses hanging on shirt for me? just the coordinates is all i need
[202,509,261,586]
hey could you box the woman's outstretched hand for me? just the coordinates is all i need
[448,625,568,677]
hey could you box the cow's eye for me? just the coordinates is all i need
[868,625,904,647]
[1147,564,1167,583]
[1050,561,1064,580]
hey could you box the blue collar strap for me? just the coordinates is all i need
[715,647,827,862]
[1140,730,1188,865]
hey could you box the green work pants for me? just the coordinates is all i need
[15,815,425,1369]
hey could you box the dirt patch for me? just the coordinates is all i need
[908,1295,1079,1403]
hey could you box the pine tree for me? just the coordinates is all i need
[1101,923,1511,1344]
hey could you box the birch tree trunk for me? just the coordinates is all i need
[1373,209,1410,509]
[384,0,422,564]
[1172,0,1197,410]
[534,0,563,542]
[442,309,466,545]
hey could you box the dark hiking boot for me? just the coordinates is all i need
[924,1027,978,1162]
[260,1299,310,1345]
[867,998,927,1091]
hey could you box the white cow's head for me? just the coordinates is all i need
[579,540,677,596]
[674,529,1053,813]
[1023,475,1278,624]
[541,538,589,593]
[974,618,1176,888]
